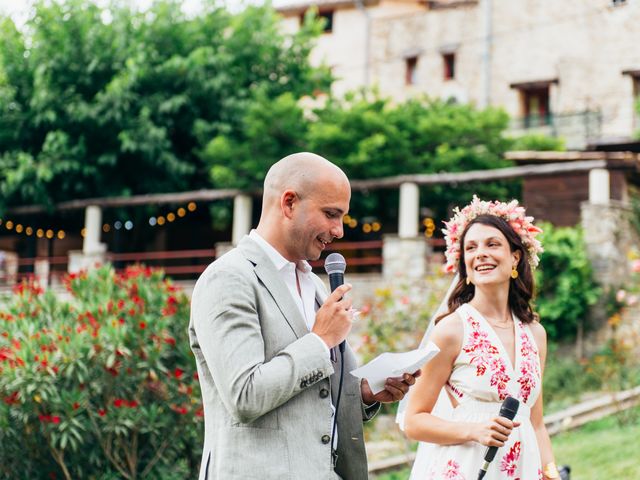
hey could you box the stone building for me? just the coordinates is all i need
[276,0,640,149]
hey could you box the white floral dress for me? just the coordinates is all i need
[410,303,543,480]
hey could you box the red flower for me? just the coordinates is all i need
[128,400,139,408]
[3,391,19,405]
[139,321,146,329]
[164,336,176,346]
[171,404,188,415]
[51,416,61,424]
[73,402,80,410]
[117,299,125,310]
[114,398,125,408]
[98,408,107,417]
[173,368,184,379]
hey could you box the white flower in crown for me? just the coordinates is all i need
[442,195,544,273]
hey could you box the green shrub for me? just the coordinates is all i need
[0,265,202,480]
[509,133,565,151]
[534,223,601,342]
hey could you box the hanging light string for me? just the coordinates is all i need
[342,214,382,234]
[1,202,198,239]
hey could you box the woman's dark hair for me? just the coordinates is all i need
[437,214,537,324]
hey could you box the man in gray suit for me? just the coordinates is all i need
[189,152,418,479]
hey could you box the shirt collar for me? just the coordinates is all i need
[249,230,312,273]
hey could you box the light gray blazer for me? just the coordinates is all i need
[189,236,377,480]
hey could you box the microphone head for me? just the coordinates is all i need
[499,396,520,420]
[324,253,346,275]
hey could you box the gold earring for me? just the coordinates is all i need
[466,276,471,285]
[511,266,519,279]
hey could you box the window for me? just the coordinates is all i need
[405,56,418,86]
[622,69,640,129]
[634,76,640,128]
[510,79,557,128]
[611,0,627,6]
[299,10,334,33]
[443,53,455,80]
[522,88,550,127]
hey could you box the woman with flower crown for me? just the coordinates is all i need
[401,196,559,480]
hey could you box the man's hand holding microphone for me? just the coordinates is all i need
[313,253,419,405]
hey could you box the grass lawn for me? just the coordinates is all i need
[552,408,640,479]
[373,408,640,480]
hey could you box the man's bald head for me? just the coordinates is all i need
[261,152,349,213]
[256,152,350,261]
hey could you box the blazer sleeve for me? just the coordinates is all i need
[191,267,334,424]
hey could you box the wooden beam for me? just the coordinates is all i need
[5,159,618,215]
[349,159,607,190]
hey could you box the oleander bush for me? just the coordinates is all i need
[0,265,202,480]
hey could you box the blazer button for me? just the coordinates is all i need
[321,435,331,444]
[319,388,329,398]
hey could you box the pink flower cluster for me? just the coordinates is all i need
[442,195,544,273]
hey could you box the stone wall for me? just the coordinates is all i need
[580,200,637,287]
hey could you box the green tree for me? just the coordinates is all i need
[205,90,522,223]
[0,0,330,211]
[534,222,601,341]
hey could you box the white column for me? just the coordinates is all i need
[83,205,103,254]
[232,194,253,246]
[398,182,419,238]
[589,168,610,205]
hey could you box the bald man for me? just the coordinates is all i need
[189,153,417,479]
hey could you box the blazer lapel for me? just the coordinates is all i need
[238,236,309,339]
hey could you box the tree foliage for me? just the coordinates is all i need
[0,0,330,211]
[534,222,601,341]
[0,0,551,226]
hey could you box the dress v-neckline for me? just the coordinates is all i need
[466,303,519,373]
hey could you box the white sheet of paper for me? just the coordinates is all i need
[350,342,440,394]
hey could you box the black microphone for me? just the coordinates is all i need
[477,396,520,480]
[324,252,347,353]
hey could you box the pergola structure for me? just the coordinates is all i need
[2,152,639,286]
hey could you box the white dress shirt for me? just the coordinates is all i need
[249,230,329,355]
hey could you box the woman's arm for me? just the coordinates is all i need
[404,313,519,447]
[529,321,559,479]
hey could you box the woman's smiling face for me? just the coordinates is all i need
[463,222,520,287]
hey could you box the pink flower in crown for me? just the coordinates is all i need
[442,195,544,273]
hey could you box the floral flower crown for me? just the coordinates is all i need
[442,195,544,273]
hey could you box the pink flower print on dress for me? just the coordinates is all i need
[516,325,541,403]
[443,459,466,480]
[500,441,521,477]
[462,315,512,399]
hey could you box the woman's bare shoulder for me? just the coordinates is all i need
[431,311,464,343]
[528,319,547,349]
